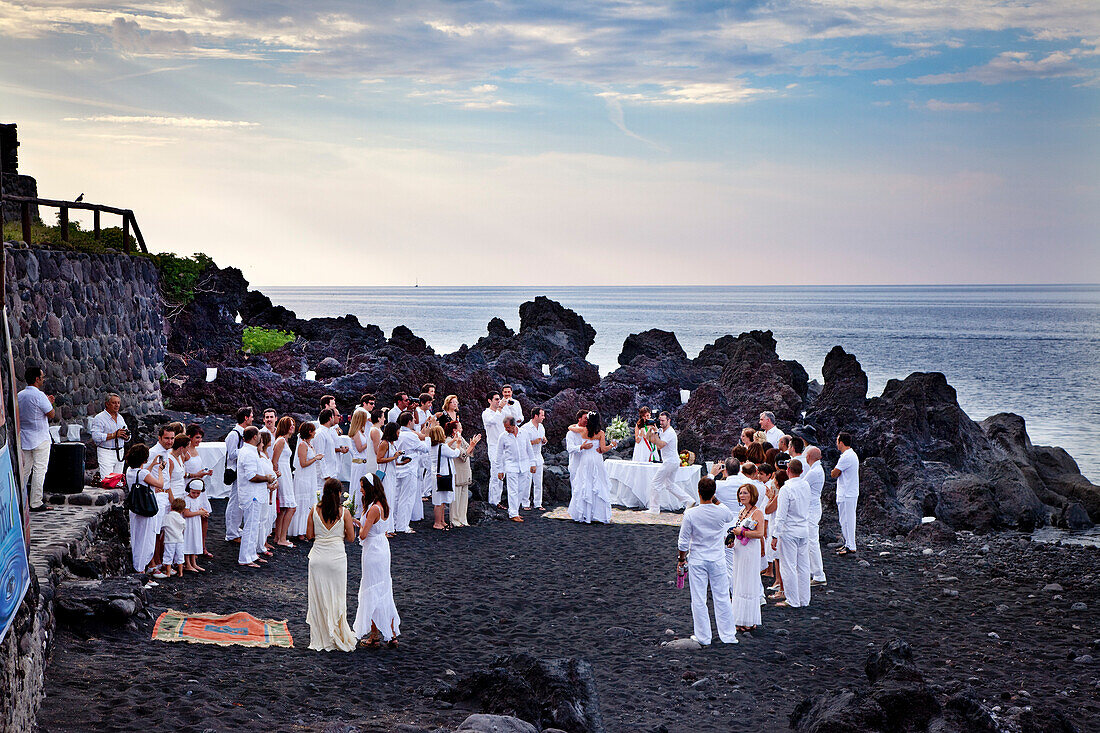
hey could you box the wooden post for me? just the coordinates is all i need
[93,209,101,240]
[122,212,130,253]
[20,201,31,244]
[59,206,69,242]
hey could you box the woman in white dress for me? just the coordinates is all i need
[347,409,376,521]
[272,416,297,548]
[306,478,357,652]
[124,444,164,575]
[429,425,462,530]
[353,475,401,647]
[566,412,616,524]
[291,422,325,541]
[184,425,214,558]
[632,407,656,462]
[447,420,480,528]
[764,470,785,598]
[375,422,402,537]
[727,483,766,632]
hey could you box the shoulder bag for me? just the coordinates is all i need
[124,470,159,517]
[435,443,453,494]
[223,428,241,485]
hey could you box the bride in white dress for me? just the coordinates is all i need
[566,412,616,524]
[352,475,401,647]
[631,408,656,462]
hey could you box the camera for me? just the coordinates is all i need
[507,399,516,405]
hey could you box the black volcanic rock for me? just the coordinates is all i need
[389,325,433,356]
[518,296,596,360]
[617,329,686,366]
[166,263,247,363]
[819,345,868,408]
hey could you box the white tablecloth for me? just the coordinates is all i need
[605,459,701,511]
[197,442,230,499]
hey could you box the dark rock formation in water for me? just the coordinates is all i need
[163,260,1100,537]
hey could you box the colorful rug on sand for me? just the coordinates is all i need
[152,609,294,648]
[542,506,683,526]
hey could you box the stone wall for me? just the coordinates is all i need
[1,173,40,225]
[4,244,167,420]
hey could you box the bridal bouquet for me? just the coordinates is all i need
[343,490,358,517]
[606,416,629,441]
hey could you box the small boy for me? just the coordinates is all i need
[183,482,210,573]
[163,498,187,578]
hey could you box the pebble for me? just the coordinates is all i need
[662,638,702,651]
[858,560,871,568]
[605,626,633,639]
[1076,655,1094,664]
[980,544,991,554]
[988,632,1000,639]
[852,625,865,632]
[922,548,934,556]
[943,589,959,598]
[1071,602,1087,612]
[774,629,789,637]
[1043,583,1064,592]
[937,576,959,582]
[664,628,675,636]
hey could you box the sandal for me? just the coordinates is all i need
[277,541,296,548]
[387,638,399,649]
[360,636,381,649]
[775,601,792,608]
[837,548,851,556]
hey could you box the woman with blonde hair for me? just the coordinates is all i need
[441,395,460,424]
[272,416,297,547]
[347,409,376,520]
[429,424,462,530]
[448,420,480,527]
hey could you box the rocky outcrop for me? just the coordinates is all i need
[438,653,604,733]
[168,262,247,364]
[617,329,686,366]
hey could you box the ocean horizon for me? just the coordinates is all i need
[258,284,1100,480]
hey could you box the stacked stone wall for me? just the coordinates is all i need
[4,244,166,420]
[1,173,40,224]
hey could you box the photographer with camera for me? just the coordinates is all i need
[17,366,56,512]
[91,393,130,477]
[644,411,695,515]
[500,385,524,427]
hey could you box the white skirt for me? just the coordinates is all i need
[730,538,764,627]
[353,532,401,641]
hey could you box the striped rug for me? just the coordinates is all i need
[542,506,684,526]
[152,609,294,648]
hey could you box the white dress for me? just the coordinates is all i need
[567,434,613,524]
[259,453,277,538]
[348,431,377,518]
[353,504,401,641]
[306,508,357,652]
[183,453,212,512]
[378,443,397,534]
[275,438,296,507]
[290,442,319,537]
[126,468,159,572]
[730,510,764,627]
[631,428,655,463]
[183,494,204,555]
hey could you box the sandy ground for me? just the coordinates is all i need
[39,499,1100,732]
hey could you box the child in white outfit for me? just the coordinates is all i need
[162,498,187,578]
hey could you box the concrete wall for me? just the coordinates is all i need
[4,244,167,421]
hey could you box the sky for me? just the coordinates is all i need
[0,0,1098,286]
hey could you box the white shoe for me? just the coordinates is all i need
[144,580,159,588]
[721,637,739,644]
[152,571,168,579]
[690,635,710,646]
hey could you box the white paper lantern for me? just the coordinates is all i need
[680,389,691,404]
[542,363,551,376]
[66,424,82,441]
[305,370,317,381]
[206,367,218,382]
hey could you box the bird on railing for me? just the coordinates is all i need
[74,193,84,202]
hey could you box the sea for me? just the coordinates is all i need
[260,285,1100,481]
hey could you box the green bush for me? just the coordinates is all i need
[151,252,213,307]
[243,326,295,354]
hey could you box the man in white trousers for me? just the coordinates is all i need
[676,477,738,646]
[236,427,273,567]
[223,407,253,542]
[518,407,547,510]
[831,432,860,555]
[17,367,55,512]
[644,412,695,514]
[773,459,812,607]
[495,415,535,522]
[90,393,129,477]
[803,447,827,585]
[481,391,506,508]
[393,412,430,533]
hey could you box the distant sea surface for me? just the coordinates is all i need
[260,285,1100,480]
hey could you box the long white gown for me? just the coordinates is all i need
[306,508,357,651]
[290,442,319,537]
[348,431,376,519]
[126,467,158,572]
[353,503,401,641]
[378,443,397,534]
[567,434,613,524]
[730,510,764,627]
[275,438,296,507]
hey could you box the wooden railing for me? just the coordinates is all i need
[1,195,147,254]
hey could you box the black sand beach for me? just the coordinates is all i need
[39,499,1099,732]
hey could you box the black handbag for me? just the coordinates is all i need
[435,444,453,494]
[223,428,241,485]
[124,470,159,518]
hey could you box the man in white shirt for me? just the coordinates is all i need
[17,367,55,511]
[90,393,129,477]
[388,392,410,426]
[760,411,785,448]
[147,424,176,467]
[644,412,695,514]
[259,408,277,459]
[565,411,593,489]
[803,447,827,585]
[236,427,273,567]
[831,432,860,554]
[481,391,507,508]
[711,458,743,509]
[518,408,548,511]
[393,412,430,533]
[676,477,738,646]
[224,407,253,542]
[495,415,535,522]
[786,436,805,469]
[500,384,524,427]
[415,393,435,499]
[772,459,812,608]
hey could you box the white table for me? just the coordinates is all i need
[197,442,229,499]
[605,459,701,511]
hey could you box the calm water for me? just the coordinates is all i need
[259,285,1100,480]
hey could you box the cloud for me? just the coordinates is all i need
[913,99,999,112]
[406,85,512,109]
[912,51,1093,84]
[110,17,193,54]
[63,115,260,128]
[603,96,668,151]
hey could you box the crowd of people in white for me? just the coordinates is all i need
[17,368,859,652]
